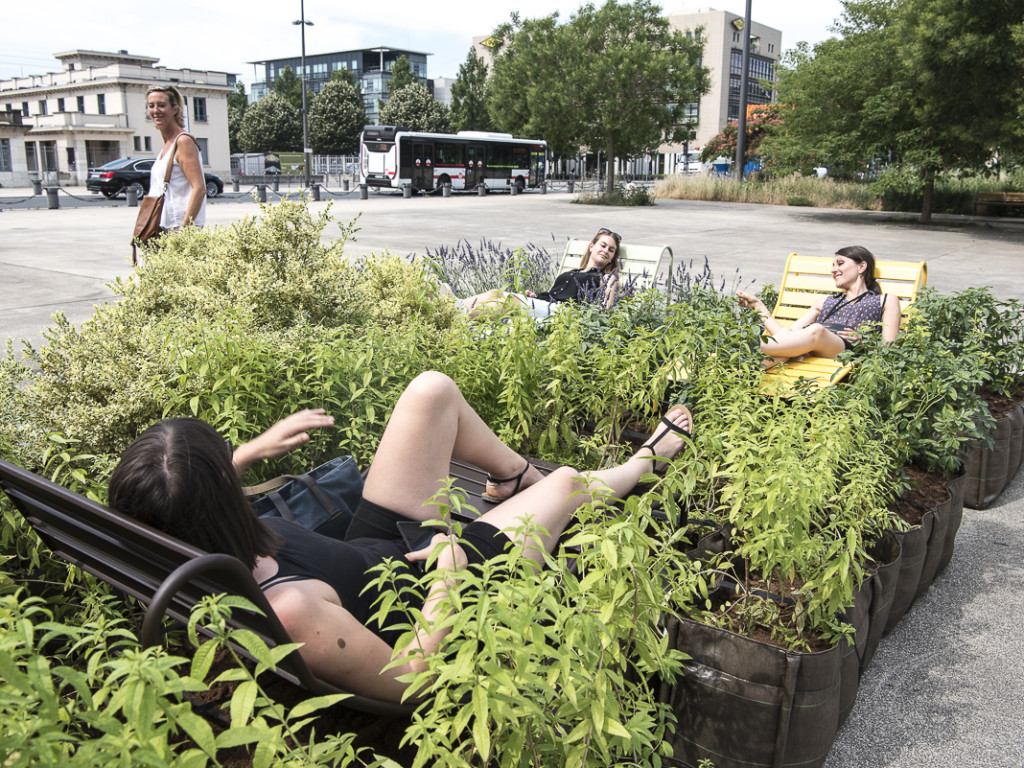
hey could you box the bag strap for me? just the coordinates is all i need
[242,475,289,496]
[243,473,341,517]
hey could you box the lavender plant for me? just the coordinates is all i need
[417,238,559,298]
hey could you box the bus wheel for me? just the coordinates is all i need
[437,174,451,190]
[514,177,526,194]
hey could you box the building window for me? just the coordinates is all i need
[57,98,66,112]
[26,143,38,172]
[134,136,142,151]
[192,97,207,122]
[21,101,29,116]
[0,139,12,172]
[97,94,105,114]
[145,136,152,151]
[77,95,85,112]
[193,137,208,164]
[38,100,48,115]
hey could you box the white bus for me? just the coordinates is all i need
[360,125,548,193]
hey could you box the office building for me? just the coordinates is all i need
[248,47,431,125]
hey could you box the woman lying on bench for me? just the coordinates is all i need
[108,371,692,703]
[736,246,901,369]
[461,228,621,319]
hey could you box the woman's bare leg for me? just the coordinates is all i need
[461,289,520,319]
[760,324,845,368]
[476,406,692,563]
[363,372,542,520]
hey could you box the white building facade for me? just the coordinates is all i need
[0,49,234,186]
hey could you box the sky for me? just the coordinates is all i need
[0,1,847,87]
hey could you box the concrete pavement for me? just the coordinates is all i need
[1,186,1023,767]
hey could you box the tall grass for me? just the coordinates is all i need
[655,173,881,210]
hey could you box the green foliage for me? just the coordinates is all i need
[378,83,451,134]
[449,49,492,132]
[238,92,302,154]
[700,104,788,169]
[574,183,655,207]
[488,0,710,189]
[386,56,416,96]
[272,65,306,112]
[308,79,367,155]
[368,493,691,767]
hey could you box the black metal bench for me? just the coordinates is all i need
[0,454,566,714]
[974,190,1024,216]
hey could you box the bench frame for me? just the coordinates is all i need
[560,239,674,295]
[764,253,927,388]
[974,190,1024,216]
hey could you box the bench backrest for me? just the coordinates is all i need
[0,458,410,716]
[560,239,674,294]
[772,253,928,327]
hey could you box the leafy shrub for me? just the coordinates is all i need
[786,196,813,206]
[573,183,656,206]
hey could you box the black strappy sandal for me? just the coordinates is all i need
[481,461,532,503]
[642,410,692,474]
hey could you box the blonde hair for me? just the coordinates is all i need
[145,85,186,128]
[579,228,621,274]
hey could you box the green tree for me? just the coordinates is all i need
[238,91,302,153]
[273,65,311,111]
[766,0,1024,221]
[450,48,492,132]
[227,81,248,114]
[227,82,248,155]
[378,82,452,133]
[489,0,710,191]
[308,78,367,155]
[387,55,416,95]
[329,67,356,87]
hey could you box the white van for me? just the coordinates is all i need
[675,150,706,174]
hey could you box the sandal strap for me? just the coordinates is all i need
[642,413,691,452]
[486,461,530,485]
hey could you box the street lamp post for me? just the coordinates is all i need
[734,0,753,181]
[293,0,313,188]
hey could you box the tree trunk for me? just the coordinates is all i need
[920,172,935,223]
[606,136,616,196]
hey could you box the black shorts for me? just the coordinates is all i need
[346,497,511,565]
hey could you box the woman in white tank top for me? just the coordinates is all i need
[145,85,206,229]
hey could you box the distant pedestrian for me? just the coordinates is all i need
[145,85,206,230]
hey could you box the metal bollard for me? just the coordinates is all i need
[343,179,350,191]
[568,180,575,194]
[232,179,239,192]
[510,181,518,196]
[45,187,60,209]
[403,184,412,199]
[271,177,279,192]
[311,184,320,201]
[126,187,138,207]
[442,183,451,198]
[477,184,486,197]
[541,181,547,195]
[31,179,42,195]
[359,184,368,200]
[257,184,267,203]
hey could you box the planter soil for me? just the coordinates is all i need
[666,617,842,768]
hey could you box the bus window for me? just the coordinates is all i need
[365,141,393,152]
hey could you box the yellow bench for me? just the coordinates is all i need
[560,239,674,294]
[764,253,928,388]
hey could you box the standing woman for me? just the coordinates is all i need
[736,246,901,368]
[145,85,206,230]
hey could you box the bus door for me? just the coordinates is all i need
[412,142,434,190]
[465,144,485,189]
[531,151,546,188]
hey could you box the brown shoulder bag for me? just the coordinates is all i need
[131,139,180,264]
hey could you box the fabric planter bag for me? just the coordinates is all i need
[914,483,950,599]
[883,510,933,635]
[964,404,1022,509]
[862,531,902,671]
[936,468,966,577]
[666,617,842,768]
[838,576,872,728]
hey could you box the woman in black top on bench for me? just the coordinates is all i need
[461,228,621,319]
[109,371,692,703]
[736,246,902,369]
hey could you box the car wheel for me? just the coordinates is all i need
[205,180,220,198]
[126,182,146,200]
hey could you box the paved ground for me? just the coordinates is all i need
[2,185,1023,766]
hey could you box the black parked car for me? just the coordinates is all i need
[86,157,223,199]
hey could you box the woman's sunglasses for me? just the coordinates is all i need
[598,227,621,243]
